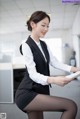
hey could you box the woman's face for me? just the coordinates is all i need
[31,17,50,38]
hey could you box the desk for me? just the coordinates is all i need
[13,63,25,69]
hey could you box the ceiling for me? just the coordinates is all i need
[0,0,80,34]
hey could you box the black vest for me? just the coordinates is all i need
[19,36,50,94]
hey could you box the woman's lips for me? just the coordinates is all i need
[41,32,46,35]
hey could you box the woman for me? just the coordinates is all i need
[15,11,79,119]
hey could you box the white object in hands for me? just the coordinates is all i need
[65,71,80,79]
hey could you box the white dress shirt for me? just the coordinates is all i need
[22,39,71,85]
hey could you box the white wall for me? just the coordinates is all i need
[45,29,73,75]
[72,6,80,67]
[46,29,73,64]
[72,7,80,35]
[0,32,29,57]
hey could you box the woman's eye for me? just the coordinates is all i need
[42,25,49,28]
[42,25,45,27]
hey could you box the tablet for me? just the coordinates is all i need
[65,71,80,79]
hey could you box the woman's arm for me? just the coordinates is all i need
[47,76,71,87]
[47,46,79,73]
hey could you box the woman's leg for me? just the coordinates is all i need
[23,94,77,119]
[27,111,43,119]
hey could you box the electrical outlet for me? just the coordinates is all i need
[0,113,7,119]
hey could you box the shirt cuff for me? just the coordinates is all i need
[65,65,72,72]
[40,76,49,85]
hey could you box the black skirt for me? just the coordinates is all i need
[15,78,50,112]
[15,89,37,112]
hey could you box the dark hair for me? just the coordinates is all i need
[26,11,50,31]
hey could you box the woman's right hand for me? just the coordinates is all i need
[47,76,72,87]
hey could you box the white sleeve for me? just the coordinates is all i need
[47,46,72,72]
[22,42,48,85]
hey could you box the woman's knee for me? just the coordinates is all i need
[72,100,77,112]
[68,100,77,114]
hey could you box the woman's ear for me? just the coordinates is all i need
[30,21,36,29]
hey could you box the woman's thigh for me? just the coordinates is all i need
[23,94,77,112]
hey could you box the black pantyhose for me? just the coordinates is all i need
[23,94,77,119]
